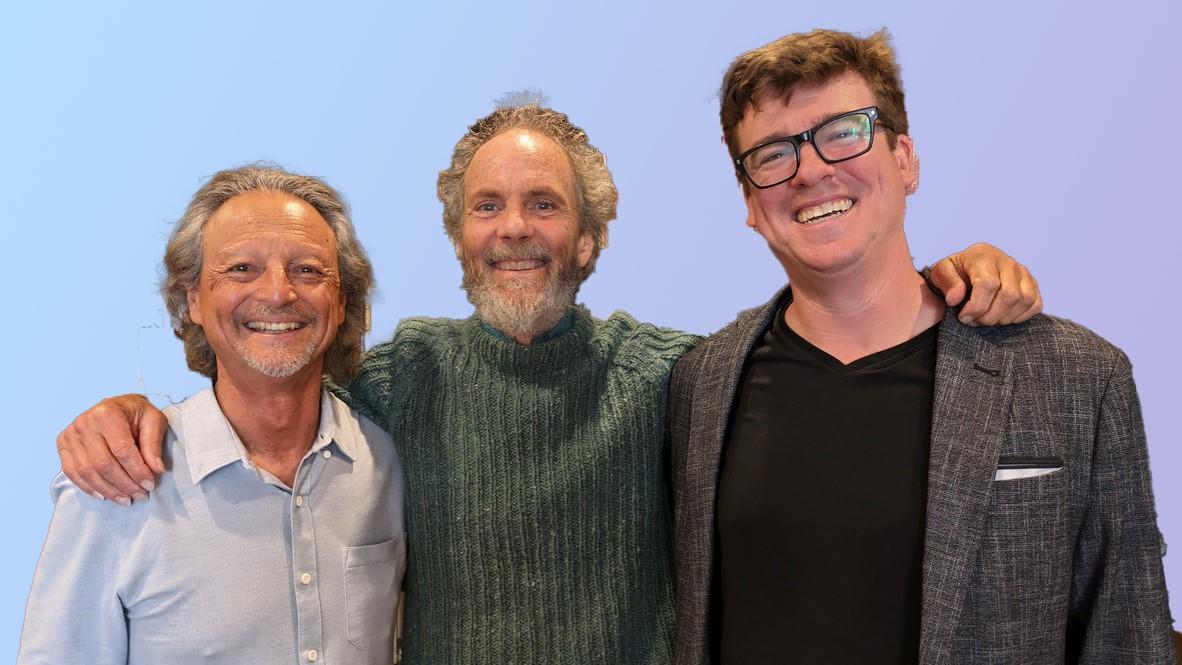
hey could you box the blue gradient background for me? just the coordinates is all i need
[2,0,1179,652]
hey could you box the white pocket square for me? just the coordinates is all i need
[994,467,1061,481]
[994,456,1063,481]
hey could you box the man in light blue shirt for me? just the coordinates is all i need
[19,165,405,665]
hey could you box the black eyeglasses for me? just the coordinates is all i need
[735,106,893,189]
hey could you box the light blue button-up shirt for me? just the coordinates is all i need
[19,388,405,665]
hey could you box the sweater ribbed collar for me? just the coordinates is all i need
[466,306,596,369]
[477,308,575,344]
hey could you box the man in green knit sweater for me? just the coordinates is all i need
[55,104,1040,663]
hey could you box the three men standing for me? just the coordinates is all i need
[37,33,1104,665]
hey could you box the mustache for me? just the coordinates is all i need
[235,304,311,321]
[483,241,551,264]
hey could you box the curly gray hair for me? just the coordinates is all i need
[161,164,373,383]
[436,104,618,282]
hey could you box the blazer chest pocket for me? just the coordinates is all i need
[983,455,1070,573]
[993,455,1063,481]
[344,534,406,652]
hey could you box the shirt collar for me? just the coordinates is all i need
[181,387,349,485]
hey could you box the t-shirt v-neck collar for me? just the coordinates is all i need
[773,301,939,376]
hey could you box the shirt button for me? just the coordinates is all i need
[300,572,312,585]
[295,496,304,508]
[307,649,318,662]
[322,450,332,459]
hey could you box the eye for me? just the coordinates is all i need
[472,201,500,218]
[758,150,787,166]
[230,264,250,272]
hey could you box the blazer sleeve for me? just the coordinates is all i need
[18,474,129,665]
[1066,352,1176,663]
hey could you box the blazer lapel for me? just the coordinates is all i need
[687,290,786,501]
[919,313,1014,665]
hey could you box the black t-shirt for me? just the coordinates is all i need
[715,298,938,663]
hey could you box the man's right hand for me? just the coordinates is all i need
[57,394,168,505]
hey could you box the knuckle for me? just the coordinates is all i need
[996,289,1021,306]
[973,277,1000,292]
[92,457,115,475]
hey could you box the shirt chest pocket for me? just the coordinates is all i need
[343,534,406,652]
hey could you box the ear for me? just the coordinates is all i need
[335,291,347,327]
[742,185,763,236]
[186,287,203,326]
[892,133,919,194]
[575,230,594,269]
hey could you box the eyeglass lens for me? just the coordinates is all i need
[743,112,874,187]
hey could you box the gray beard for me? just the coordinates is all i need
[462,248,582,343]
[238,338,319,378]
[231,305,320,378]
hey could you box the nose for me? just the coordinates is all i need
[496,202,534,241]
[255,265,298,305]
[791,142,836,188]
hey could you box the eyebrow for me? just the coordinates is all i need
[746,108,854,151]
[468,186,569,204]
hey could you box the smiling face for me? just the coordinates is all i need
[737,70,917,278]
[186,190,346,383]
[459,128,593,342]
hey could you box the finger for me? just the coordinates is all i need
[975,260,1025,326]
[958,268,1001,325]
[57,440,101,501]
[81,396,159,493]
[60,428,134,504]
[75,456,135,506]
[136,409,169,475]
[90,427,153,499]
[1012,273,1043,323]
[928,260,966,306]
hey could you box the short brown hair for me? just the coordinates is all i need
[437,104,618,282]
[720,29,908,168]
[162,165,374,384]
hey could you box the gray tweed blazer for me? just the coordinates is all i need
[668,288,1175,664]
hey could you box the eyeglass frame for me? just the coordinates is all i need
[733,106,895,189]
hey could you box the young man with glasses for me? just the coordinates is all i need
[669,29,1174,664]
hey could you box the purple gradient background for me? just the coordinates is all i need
[2,0,1178,652]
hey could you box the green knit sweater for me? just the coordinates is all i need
[343,306,701,664]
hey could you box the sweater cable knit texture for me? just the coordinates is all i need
[344,306,700,664]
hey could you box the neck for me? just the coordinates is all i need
[782,248,944,365]
[482,307,574,346]
[212,365,324,486]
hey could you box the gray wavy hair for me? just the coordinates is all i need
[436,103,618,282]
[161,164,374,383]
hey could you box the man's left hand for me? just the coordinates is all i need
[929,243,1042,325]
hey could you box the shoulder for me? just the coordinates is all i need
[591,309,702,374]
[949,312,1127,375]
[676,293,780,374]
[325,391,396,455]
[363,316,467,368]
[47,468,152,538]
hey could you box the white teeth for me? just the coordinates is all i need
[796,198,854,224]
[495,260,545,271]
[246,321,303,332]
